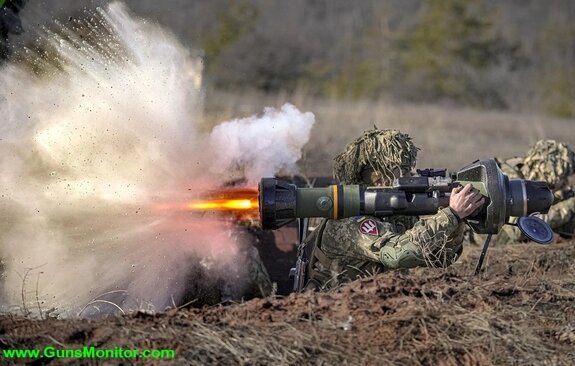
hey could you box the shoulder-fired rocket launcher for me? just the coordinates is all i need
[259,159,554,239]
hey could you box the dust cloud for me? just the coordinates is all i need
[0,2,314,318]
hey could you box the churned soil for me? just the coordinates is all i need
[1,239,574,365]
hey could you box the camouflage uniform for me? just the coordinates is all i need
[492,140,575,244]
[304,129,467,291]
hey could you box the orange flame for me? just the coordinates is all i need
[186,187,260,222]
[187,198,258,211]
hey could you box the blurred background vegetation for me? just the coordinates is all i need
[141,0,574,118]
[11,0,575,119]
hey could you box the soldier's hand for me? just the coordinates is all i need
[449,184,485,219]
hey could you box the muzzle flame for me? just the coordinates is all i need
[187,187,260,222]
[188,198,258,211]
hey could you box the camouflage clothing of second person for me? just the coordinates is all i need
[490,140,575,244]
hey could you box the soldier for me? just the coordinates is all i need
[492,140,575,244]
[303,128,484,291]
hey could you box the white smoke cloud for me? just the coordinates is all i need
[0,2,314,318]
[209,104,315,184]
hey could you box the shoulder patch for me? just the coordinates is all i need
[359,218,379,236]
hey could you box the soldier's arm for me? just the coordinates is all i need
[379,208,466,269]
[318,210,464,269]
[380,183,484,269]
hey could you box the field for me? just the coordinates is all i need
[2,1,575,364]
[2,241,574,365]
[1,94,574,365]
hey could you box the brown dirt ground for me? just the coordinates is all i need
[1,238,574,365]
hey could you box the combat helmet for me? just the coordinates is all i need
[333,128,419,185]
[520,140,575,189]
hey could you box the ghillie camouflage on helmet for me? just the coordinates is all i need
[520,140,575,188]
[333,128,419,184]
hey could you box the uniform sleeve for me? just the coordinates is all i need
[538,197,575,230]
[379,208,466,269]
[492,218,521,245]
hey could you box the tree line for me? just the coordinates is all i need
[17,0,575,118]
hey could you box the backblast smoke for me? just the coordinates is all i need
[0,2,314,318]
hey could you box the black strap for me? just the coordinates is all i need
[474,233,493,275]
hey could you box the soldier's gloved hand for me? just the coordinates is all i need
[449,184,484,220]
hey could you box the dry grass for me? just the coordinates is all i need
[4,242,574,365]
